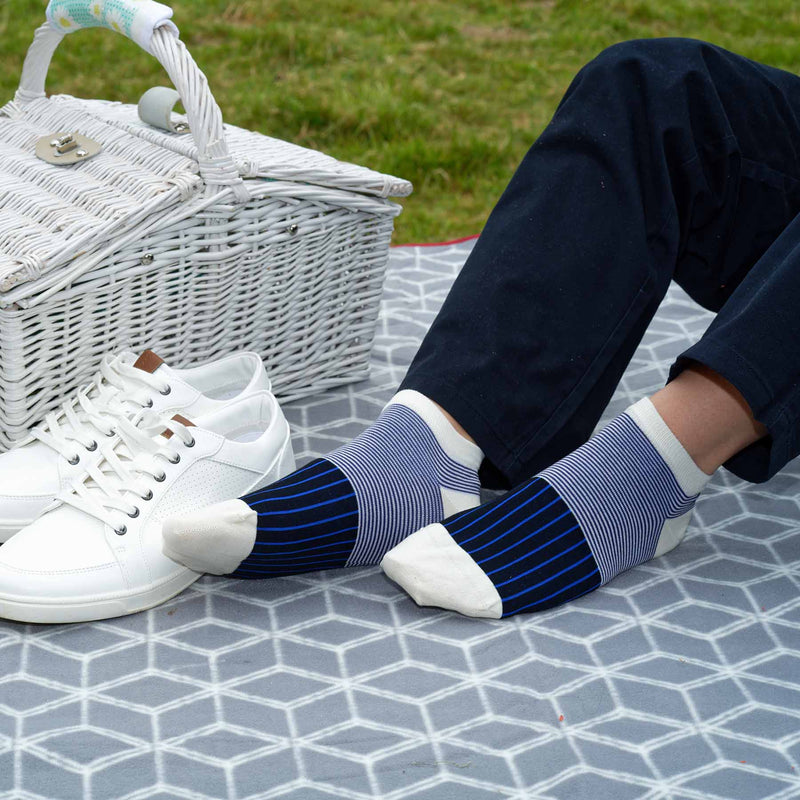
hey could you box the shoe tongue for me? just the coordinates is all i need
[131,349,179,387]
[161,414,195,439]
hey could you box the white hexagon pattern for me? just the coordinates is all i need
[1,241,799,799]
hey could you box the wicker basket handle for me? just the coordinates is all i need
[15,3,248,201]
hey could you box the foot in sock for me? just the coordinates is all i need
[381,398,711,618]
[162,390,483,575]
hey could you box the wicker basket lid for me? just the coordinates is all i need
[0,91,411,300]
[92,94,413,200]
[1,4,413,300]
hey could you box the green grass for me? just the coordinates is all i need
[2,0,800,242]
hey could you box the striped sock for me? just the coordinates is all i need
[162,390,483,577]
[232,458,360,577]
[381,398,711,618]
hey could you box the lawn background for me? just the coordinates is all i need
[1,0,799,243]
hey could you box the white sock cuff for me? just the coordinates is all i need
[387,390,484,470]
[626,397,711,496]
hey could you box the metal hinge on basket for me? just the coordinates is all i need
[35,132,102,165]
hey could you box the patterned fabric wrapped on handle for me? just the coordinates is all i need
[45,0,178,53]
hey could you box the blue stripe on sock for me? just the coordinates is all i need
[248,477,350,504]
[448,479,549,539]
[433,408,701,618]
[233,399,481,579]
[483,524,580,574]
[443,478,601,615]
[251,538,358,556]
[231,459,359,578]
[243,551,356,565]
[469,502,567,555]
[502,572,602,617]
[496,544,592,592]
[255,509,358,532]
[253,493,353,515]
[252,527,358,546]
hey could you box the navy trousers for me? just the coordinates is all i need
[401,38,800,488]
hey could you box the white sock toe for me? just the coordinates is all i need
[162,499,257,575]
[380,523,503,619]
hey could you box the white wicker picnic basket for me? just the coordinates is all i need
[0,0,411,450]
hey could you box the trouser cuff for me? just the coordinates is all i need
[399,371,517,489]
[668,340,794,484]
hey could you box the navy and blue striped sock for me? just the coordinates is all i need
[231,458,360,577]
[162,390,483,577]
[382,398,711,618]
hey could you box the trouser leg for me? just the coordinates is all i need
[401,38,800,488]
[670,208,800,482]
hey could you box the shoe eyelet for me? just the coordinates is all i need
[169,454,181,465]
[86,440,98,452]
[146,398,154,408]
[160,385,172,396]
[105,429,116,438]
[185,437,195,448]
[68,454,80,465]
[142,489,153,501]
[128,507,140,519]
[115,525,127,536]
[155,472,166,482]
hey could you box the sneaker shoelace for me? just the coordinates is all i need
[58,412,195,535]
[31,353,175,465]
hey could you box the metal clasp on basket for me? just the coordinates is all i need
[35,132,102,165]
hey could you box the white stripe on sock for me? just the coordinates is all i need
[541,405,709,584]
[329,396,481,567]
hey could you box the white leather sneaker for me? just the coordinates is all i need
[0,349,269,543]
[0,391,294,624]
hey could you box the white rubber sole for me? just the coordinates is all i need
[0,567,202,625]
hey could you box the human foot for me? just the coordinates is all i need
[162,390,483,576]
[381,398,711,618]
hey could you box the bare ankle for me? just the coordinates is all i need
[650,365,767,475]
[430,400,477,444]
